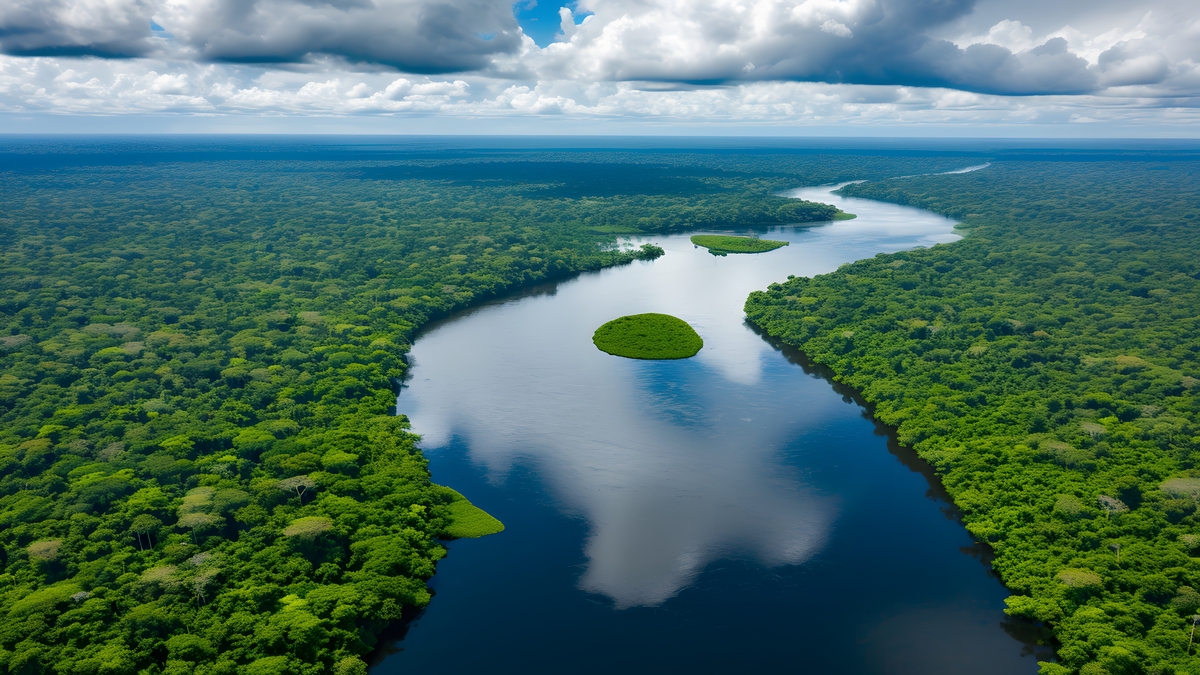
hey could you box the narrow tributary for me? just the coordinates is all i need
[372,180,1048,674]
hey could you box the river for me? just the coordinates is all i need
[372,179,1049,674]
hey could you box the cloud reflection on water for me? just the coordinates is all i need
[399,185,960,607]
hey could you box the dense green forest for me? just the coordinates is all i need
[747,160,1200,675]
[0,146,962,675]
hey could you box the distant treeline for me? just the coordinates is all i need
[747,161,1200,675]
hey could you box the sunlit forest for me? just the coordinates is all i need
[748,158,1200,675]
[5,139,1196,675]
[0,144,954,675]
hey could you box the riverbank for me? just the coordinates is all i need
[746,159,1200,675]
[4,140,902,675]
[375,180,1041,674]
[0,136,1055,675]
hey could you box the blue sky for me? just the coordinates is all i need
[514,1,578,47]
[0,0,1196,135]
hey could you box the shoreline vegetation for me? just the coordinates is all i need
[440,488,504,539]
[746,160,1200,675]
[0,145,1009,674]
[690,235,789,256]
[592,313,704,360]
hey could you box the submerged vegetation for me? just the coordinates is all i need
[593,314,704,360]
[0,141,968,674]
[747,160,1200,675]
[690,235,789,256]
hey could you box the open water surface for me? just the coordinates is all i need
[375,180,1051,673]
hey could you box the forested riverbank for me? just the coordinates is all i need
[746,160,1200,675]
[0,143,966,675]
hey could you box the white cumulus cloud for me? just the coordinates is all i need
[0,0,1197,127]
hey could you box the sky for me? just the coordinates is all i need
[0,0,1197,135]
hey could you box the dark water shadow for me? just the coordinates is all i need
[364,604,427,667]
[745,319,1059,663]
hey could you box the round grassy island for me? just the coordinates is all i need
[593,313,704,360]
[691,234,789,256]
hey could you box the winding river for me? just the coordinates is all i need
[373,180,1048,674]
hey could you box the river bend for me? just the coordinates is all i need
[374,181,1046,674]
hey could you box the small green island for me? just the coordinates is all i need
[592,313,704,359]
[690,234,789,255]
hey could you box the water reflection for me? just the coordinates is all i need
[399,184,961,607]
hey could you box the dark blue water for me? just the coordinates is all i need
[377,184,1053,674]
[386,402,1041,673]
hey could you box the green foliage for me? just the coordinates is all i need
[443,503,503,539]
[333,657,369,675]
[746,160,1200,674]
[440,489,505,539]
[690,235,789,255]
[0,155,706,674]
[283,517,335,539]
[637,243,666,259]
[0,146,1018,673]
[592,313,704,360]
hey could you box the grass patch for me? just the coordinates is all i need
[690,234,789,255]
[833,211,857,220]
[592,313,703,360]
[441,489,505,538]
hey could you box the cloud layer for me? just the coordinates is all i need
[0,0,1197,125]
[532,0,1199,96]
[0,0,524,72]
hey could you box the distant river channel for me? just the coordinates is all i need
[372,182,1049,674]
